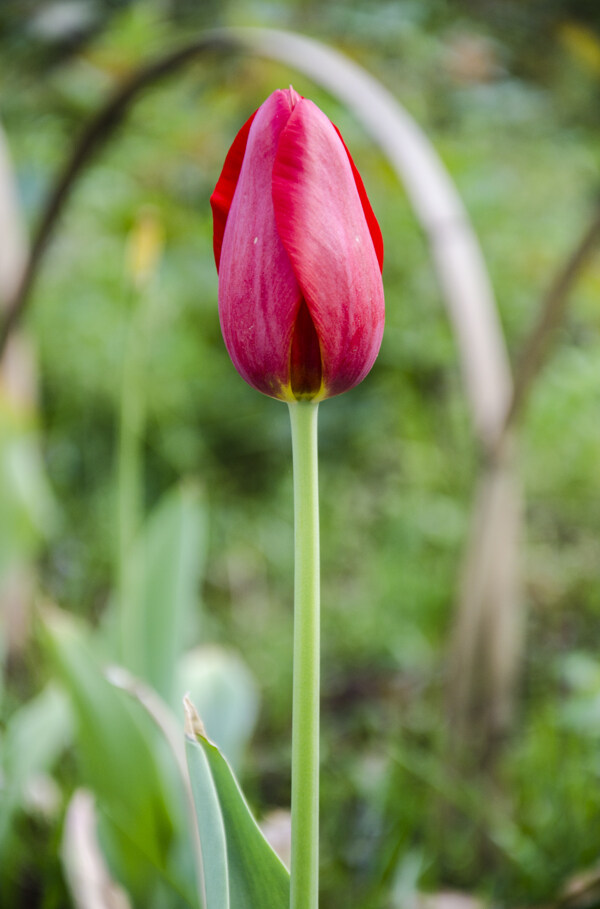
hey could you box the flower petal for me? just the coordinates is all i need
[290,298,322,398]
[218,90,301,398]
[331,124,384,272]
[210,110,256,270]
[272,99,385,398]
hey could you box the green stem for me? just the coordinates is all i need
[117,290,148,669]
[288,400,320,909]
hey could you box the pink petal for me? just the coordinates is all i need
[218,90,301,398]
[272,99,385,398]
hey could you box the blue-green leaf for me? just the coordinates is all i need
[185,698,289,909]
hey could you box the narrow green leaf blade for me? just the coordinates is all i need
[185,726,230,909]
[125,483,207,705]
[185,701,289,909]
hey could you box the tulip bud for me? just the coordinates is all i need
[211,87,384,402]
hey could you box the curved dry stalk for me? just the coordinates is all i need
[447,437,522,759]
[61,789,133,909]
[448,203,600,764]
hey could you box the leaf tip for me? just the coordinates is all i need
[183,693,207,740]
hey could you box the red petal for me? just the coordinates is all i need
[272,99,385,398]
[217,90,301,398]
[210,109,257,270]
[332,123,384,272]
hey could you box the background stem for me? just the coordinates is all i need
[117,294,146,669]
[288,400,320,909]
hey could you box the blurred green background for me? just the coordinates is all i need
[1,1,600,907]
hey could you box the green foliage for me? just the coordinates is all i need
[41,607,195,906]
[0,683,72,855]
[1,1,600,907]
[0,401,58,579]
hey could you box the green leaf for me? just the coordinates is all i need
[185,699,289,909]
[40,607,198,907]
[122,482,207,706]
[0,411,59,577]
[0,683,72,848]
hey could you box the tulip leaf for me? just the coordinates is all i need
[120,482,207,707]
[185,701,289,909]
[40,607,199,907]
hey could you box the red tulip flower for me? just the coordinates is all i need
[211,87,384,402]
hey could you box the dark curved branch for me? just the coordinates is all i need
[0,33,237,358]
[501,204,600,435]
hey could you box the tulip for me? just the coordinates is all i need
[211,88,385,909]
[211,87,384,401]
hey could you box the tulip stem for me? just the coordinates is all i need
[288,400,320,909]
